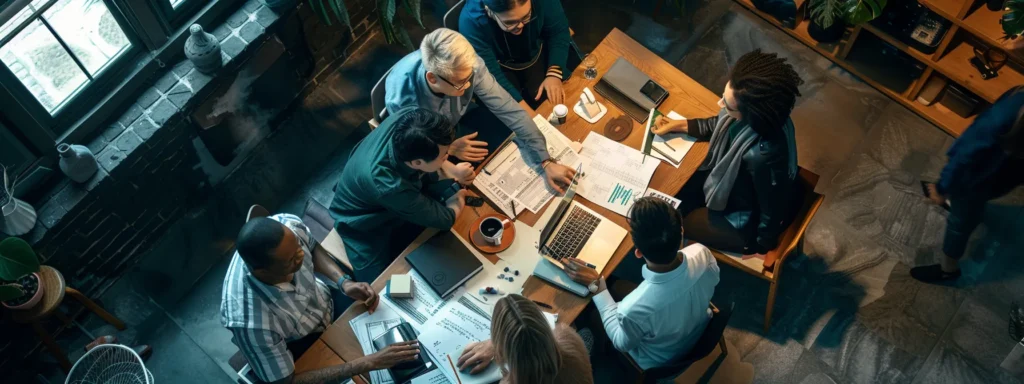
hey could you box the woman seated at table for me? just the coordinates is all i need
[456,294,594,384]
[652,49,803,258]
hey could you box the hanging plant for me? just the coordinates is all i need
[842,0,887,25]
[308,0,424,49]
[1003,0,1024,39]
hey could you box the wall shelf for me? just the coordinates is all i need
[730,0,1023,137]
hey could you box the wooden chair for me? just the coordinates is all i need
[620,302,734,383]
[707,168,824,333]
[10,266,126,373]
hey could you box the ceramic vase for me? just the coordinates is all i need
[184,24,223,75]
[57,143,98,183]
[1,198,36,236]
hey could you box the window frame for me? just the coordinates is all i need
[0,0,245,190]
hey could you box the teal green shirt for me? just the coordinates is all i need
[329,110,456,272]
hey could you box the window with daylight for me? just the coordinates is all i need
[0,0,132,114]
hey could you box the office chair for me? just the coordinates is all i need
[368,68,393,129]
[621,302,734,384]
[443,0,465,30]
[706,168,824,332]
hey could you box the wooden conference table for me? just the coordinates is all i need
[294,28,721,379]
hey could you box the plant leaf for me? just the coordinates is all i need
[0,237,39,281]
[309,0,333,26]
[842,0,887,25]
[0,283,24,302]
[330,0,352,27]
[403,0,424,29]
[810,0,842,29]
[378,0,396,23]
[395,19,414,50]
[1004,0,1024,38]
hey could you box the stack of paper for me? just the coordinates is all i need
[577,132,660,217]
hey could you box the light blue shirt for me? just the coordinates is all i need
[384,50,551,169]
[593,244,721,370]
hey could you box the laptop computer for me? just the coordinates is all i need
[405,231,483,298]
[594,58,668,123]
[532,165,628,296]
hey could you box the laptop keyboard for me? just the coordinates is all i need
[547,207,601,262]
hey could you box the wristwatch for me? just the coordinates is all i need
[336,274,353,291]
[588,280,599,294]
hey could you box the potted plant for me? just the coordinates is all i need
[809,0,846,43]
[306,0,423,49]
[1,165,37,237]
[843,0,887,25]
[0,237,44,310]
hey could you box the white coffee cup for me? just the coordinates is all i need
[479,217,512,246]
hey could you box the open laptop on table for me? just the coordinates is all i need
[533,165,628,296]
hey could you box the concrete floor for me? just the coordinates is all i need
[22,1,1024,383]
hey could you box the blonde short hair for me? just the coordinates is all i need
[421,28,477,80]
[491,294,561,384]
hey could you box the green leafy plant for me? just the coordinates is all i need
[810,0,844,28]
[307,0,424,49]
[0,237,41,302]
[1004,0,1024,39]
[843,0,887,25]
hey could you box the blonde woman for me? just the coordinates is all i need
[457,294,594,384]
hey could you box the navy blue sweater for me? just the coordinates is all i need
[459,0,571,101]
[937,87,1024,197]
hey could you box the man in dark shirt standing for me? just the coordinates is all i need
[912,87,1024,284]
[460,0,573,108]
[330,108,471,282]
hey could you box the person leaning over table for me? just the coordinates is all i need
[329,108,471,283]
[385,28,577,193]
[651,49,803,258]
[565,197,721,370]
[459,0,572,109]
[220,213,421,384]
[911,86,1024,284]
[456,294,595,384]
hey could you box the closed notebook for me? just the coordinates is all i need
[405,231,483,298]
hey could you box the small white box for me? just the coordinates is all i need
[389,274,413,298]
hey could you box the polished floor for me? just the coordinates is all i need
[20,0,1024,383]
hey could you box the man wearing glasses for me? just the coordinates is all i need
[459,0,573,109]
[385,28,577,193]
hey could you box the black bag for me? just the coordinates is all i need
[751,0,798,28]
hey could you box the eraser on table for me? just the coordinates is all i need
[389,274,412,298]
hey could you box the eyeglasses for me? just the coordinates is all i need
[722,97,739,113]
[485,5,536,29]
[437,71,474,91]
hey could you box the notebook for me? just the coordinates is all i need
[405,231,483,298]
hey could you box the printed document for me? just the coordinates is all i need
[419,302,502,384]
[473,115,580,214]
[381,269,458,331]
[577,132,659,217]
[348,302,405,384]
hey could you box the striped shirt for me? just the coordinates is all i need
[220,214,334,382]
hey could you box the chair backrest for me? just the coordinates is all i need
[246,204,269,222]
[444,0,466,31]
[761,167,824,271]
[370,67,393,128]
[644,302,735,381]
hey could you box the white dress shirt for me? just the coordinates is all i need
[593,243,721,370]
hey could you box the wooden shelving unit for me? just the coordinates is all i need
[734,0,1023,137]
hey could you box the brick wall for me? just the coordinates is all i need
[2,0,385,368]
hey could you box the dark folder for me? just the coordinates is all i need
[405,231,483,298]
